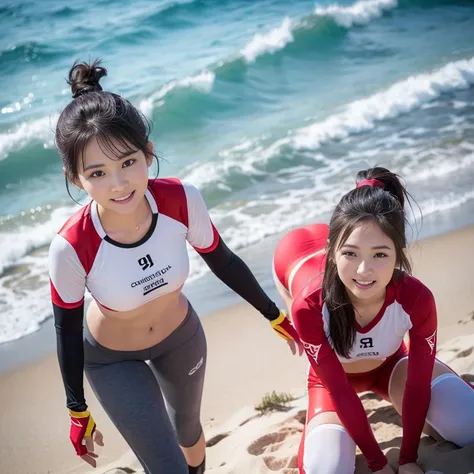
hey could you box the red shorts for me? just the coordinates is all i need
[306,343,409,423]
[273,223,329,297]
[298,343,409,472]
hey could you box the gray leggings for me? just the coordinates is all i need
[84,302,207,474]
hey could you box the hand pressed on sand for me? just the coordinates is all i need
[374,464,396,474]
[398,463,425,474]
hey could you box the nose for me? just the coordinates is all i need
[357,259,373,277]
[110,170,127,192]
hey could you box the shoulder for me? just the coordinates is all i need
[148,178,204,222]
[53,203,95,248]
[148,177,201,198]
[50,202,102,273]
[394,273,434,304]
[393,273,435,319]
[148,177,184,195]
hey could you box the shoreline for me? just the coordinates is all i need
[2,218,474,376]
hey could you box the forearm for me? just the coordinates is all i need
[333,389,387,471]
[56,330,87,411]
[53,304,87,411]
[399,348,435,464]
[399,382,430,464]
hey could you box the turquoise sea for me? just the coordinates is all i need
[1,0,474,350]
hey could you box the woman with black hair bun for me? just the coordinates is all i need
[273,167,474,474]
[49,59,300,474]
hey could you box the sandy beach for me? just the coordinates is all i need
[1,224,473,474]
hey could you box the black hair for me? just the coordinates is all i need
[55,59,158,202]
[322,166,414,358]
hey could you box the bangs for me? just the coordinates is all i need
[95,132,139,161]
[73,125,144,176]
[334,216,370,252]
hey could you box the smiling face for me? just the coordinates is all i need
[74,137,153,216]
[335,220,397,305]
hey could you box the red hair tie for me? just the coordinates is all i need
[356,179,384,189]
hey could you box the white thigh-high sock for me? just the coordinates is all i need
[426,373,474,447]
[303,424,356,474]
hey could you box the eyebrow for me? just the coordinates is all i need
[341,244,392,250]
[84,150,137,171]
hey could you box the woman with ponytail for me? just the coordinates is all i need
[273,167,474,474]
[49,60,299,474]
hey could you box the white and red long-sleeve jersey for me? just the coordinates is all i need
[49,178,220,312]
[292,274,437,470]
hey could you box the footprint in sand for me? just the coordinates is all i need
[457,311,474,325]
[103,469,137,474]
[247,430,294,456]
[206,432,230,447]
[455,347,473,359]
[247,415,305,471]
[247,429,300,471]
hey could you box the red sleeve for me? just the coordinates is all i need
[292,295,387,472]
[399,286,437,465]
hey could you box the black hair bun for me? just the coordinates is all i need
[68,59,107,98]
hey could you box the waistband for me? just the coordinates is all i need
[84,301,201,364]
[346,342,408,379]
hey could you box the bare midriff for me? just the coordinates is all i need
[86,285,189,351]
[342,358,386,374]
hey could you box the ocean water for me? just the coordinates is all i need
[1,0,474,345]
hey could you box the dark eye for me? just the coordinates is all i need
[342,251,356,257]
[123,159,136,168]
[91,170,105,178]
[375,253,387,258]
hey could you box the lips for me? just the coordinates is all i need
[111,190,135,204]
[353,279,376,290]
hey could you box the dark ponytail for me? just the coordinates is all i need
[322,166,413,358]
[55,59,158,202]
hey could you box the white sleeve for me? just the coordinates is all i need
[182,182,220,253]
[49,234,86,308]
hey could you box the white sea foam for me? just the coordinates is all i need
[183,57,474,191]
[240,17,294,63]
[0,114,58,160]
[314,0,398,28]
[239,0,397,64]
[139,71,216,118]
[290,56,474,150]
[0,70,216,159]
[421,189,474,218]
[0,205,79,274]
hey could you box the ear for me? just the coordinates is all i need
[145,141,154,167]
[64,167,84,190]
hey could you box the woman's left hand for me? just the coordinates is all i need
[398,463,424,474]
[270,311,303,355]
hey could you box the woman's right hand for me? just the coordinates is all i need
[69,410,104,467]
[271,310,303,355]
[287,339,303,356]
[80,429,104,468]
[373,463,396,474]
